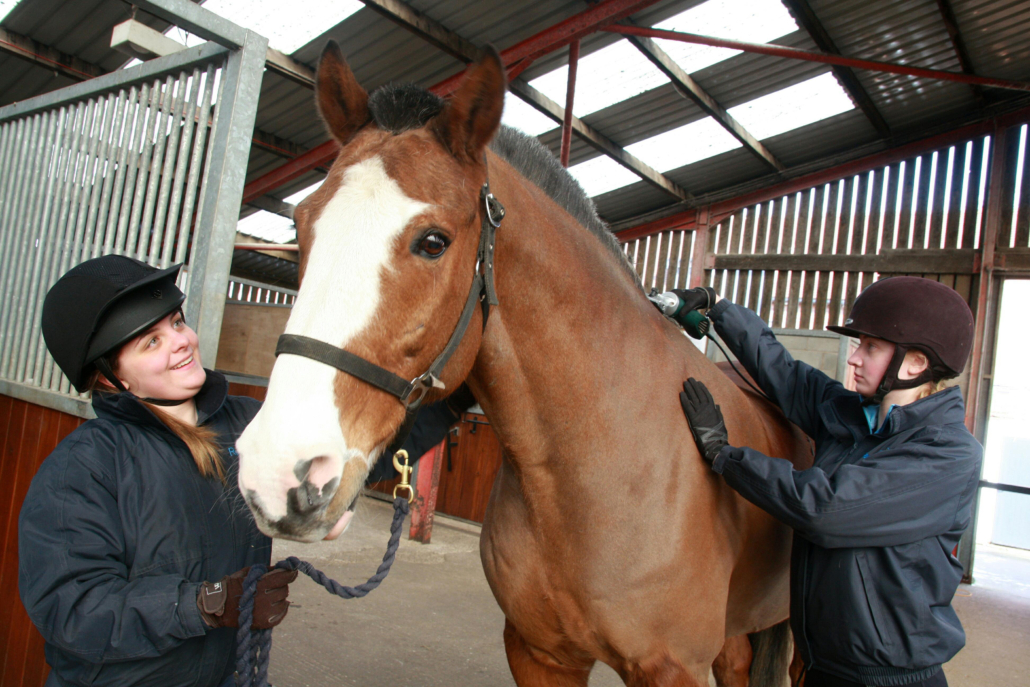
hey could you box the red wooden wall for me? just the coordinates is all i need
[0,394,85,687]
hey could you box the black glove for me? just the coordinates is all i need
[197,567,298,630]
[671,287,718,314]
[680,378,728,464]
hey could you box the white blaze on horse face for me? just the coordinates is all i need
[237,156,429,523]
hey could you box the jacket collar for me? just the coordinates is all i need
[821,385,966,442]
[91,369,229,429]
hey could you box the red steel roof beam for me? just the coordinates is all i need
[559,40,580,168]
[606,25,1030,93]
[242,0,663,202]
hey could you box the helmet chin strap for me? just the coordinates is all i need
[94,358,189,407]
[871,344,935,404]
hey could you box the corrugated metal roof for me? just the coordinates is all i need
[3,0,1030,238]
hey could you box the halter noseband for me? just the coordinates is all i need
[275,170,505,456]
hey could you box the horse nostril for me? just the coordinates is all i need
[287,476,340,516]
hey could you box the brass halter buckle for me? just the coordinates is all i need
[392,450,415,503]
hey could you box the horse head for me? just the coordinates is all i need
[236,42,506,541]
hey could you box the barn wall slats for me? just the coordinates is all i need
[0,396,85,687]
[620,123,1030,330]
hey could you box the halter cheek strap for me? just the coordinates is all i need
[275,167,505,456]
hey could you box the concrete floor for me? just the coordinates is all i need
[268,496,1029,687]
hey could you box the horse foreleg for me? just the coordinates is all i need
[712,634,752,687]
[503,619,593,687]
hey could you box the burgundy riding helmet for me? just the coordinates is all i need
[826,276,975,400]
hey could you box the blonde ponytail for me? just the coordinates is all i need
[142,402,225,480]
[87,361,224,480]
[917,378,949,401]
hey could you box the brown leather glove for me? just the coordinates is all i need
[197,567,298,630]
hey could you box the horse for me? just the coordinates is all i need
[235,43,812,687]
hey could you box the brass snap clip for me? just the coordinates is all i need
[392,450,415,503]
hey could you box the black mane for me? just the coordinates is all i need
[367,83,639,284]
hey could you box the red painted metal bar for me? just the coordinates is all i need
[241,140,338,205]
[560,40,580,168]
[242,0,662,203]
[606,25,1030,93]
[409,441,444,543]
[616,104,1030,242]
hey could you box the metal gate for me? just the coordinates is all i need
[0,0,267,417]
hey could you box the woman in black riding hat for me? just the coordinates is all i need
[675,277,982,687]
[19,255,461,687]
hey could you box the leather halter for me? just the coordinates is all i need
[275,174,505,455]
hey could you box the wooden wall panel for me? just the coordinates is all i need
[0,394,85,687]
[435,413,503,524]
[216,304,291,378]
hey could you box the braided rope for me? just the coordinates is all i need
[234,497,410,687]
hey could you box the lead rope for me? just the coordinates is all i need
[234,496,411,687]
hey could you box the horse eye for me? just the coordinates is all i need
[416,232,449,258]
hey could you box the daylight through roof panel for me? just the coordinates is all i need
[502,93,558,137]
[238,210,297,244]
[727,72,854,140]
[167,0,363,54]
[567,156,642,198]
[0,0,24,24]
[653,0,798,75]
[529,40,669,118]
[627,117,743,174]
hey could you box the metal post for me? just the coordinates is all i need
[185,28,268,370]
[958,125,1009,581]
[409,441,444,543]
[560,40,579,168]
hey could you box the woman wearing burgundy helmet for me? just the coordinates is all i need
[19,255,461,687]
[674,277,982,687]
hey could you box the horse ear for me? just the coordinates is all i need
[435,47,506,163]
[315,41,369,145]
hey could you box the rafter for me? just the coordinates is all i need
[0,27,104,81]
[933,0,985,106]
[510,80,690,201]
[352,0,689,201]
[622,24,784,172]
[779,0,892,139]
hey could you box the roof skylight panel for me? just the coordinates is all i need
[0,0,24,24]
[238,210,297,244]
[502,93,559,137]
[169,0,363,54]
[283,182,323,205]
[726,72,854,140]
[528,40,671,118]
[625,117,742,172]
[653,0,798,74]
[566,156,641,198]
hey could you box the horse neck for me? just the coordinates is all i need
[469,162,709,477]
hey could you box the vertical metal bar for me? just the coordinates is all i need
[33,106,77,385]
[44,101,89,390]
[56,100,101,393]
[161,66,203,265]
[0,118,36,356]
[139,74,177,263]
[126,81,164,260]
[104,86,141,255]
[559,39,579,168]
[82,93,119,259]
[4,112,53,379]
[150,71,189,265]
[115,81,154,255]
[174,63,217,268]
[68,99,105,266]
[93,90,130,258]
[186,31,268,369]
[0,118,28,276]
[16,110,63,383]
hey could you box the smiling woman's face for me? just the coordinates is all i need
[113,310,206,399]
